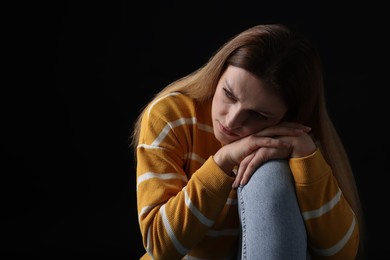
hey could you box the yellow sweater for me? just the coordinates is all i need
[136,92,358,259]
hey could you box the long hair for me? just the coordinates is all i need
[131,24,365,257]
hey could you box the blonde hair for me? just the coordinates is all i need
[131,24,365,257]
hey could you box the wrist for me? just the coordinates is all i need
[213,149,235,174]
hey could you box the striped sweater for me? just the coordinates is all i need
[136,92,359,259]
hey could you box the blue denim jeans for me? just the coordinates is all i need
[236,160,309,259]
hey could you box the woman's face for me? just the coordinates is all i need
[212,65,287,145]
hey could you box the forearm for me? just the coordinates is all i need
[137,156,234,258]
[289,150,359,258]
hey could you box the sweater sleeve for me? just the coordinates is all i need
[136,94,234,259]
[289,149,359,259]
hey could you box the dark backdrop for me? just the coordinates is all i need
[2,1,388,259]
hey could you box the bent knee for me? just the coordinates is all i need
[241,160,295,196]
[252,159,291,182]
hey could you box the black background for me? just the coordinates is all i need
[2,1,389,259]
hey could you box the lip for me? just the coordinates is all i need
[219,121,239,137]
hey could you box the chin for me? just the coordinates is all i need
[214,131,225,144]
[215,133,235,145]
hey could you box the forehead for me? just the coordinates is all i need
[221,66,286,116]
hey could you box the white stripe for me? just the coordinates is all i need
[145,226,154,259]
[206,228,240,237]
[197,123,214,134]
[147,92,180,118]
[137,143,166,150]
[151,117,197,146]
[151,123,174,147]
[302,189,342,220]
[184,153,206,164]
[310,213,357,256]
[137,172,188,191]
[183,187,214,227]
[139,204,157,221]
[160,205,189,255]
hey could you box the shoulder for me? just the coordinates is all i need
[138,92,214,147]
[145,92,197,120]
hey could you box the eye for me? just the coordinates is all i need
[252,111,268,120]
[223,87,235,100]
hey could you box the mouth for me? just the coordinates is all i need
[218,121,239,137]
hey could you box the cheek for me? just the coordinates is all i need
[212,94,226,117]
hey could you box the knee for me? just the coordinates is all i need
[252,159,291,182]
[241,160,294,196]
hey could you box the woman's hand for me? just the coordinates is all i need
[213,134,292,175]
[229,122,317,188]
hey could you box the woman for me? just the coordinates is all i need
[131,24,365,259]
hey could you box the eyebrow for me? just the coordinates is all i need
[224,80,278,118]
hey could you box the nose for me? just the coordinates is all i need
[225,105,246,129]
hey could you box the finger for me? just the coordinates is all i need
[232,153,254,188]
[246,136,291,153]
[240,147,291,186]
[277,121,311,131]
[239,149,270,186]
[253,125,305,138]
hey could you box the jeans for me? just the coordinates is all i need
[236,160,309,260]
